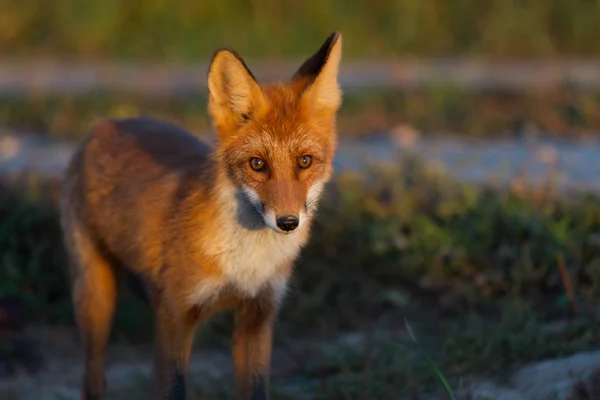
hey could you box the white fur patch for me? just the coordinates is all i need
[307,180,326,204]
[186,276,224,306]
[306,179,326,217]
[217,224,302,298]
[189,183,307,304]
[271,273,290,307]
[262,209,281,233]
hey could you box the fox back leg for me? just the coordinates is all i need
[66,224,119,400]
[149,284,203,400]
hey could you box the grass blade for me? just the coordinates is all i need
[403,319,458,400]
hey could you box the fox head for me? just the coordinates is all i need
[208,32,343,234]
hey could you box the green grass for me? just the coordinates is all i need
[3,0,600,60]
[4,85,600,140]
[4,155,600,331]
[402,320,457,400]
[3,155,600,397]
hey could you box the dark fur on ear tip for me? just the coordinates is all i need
[207,47,259,83]
[292,31,342,83]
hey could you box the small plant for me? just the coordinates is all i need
[397,319,458,400]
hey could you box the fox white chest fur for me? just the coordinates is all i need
[188,183,309,306]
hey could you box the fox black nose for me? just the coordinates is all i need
[276,215,299,231]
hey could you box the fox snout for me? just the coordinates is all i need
[262,203,305,234]
[276,215,299,232]
[263,209,303,234]
[240,183,311,234]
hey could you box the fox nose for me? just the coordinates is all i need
[276,215,299,232]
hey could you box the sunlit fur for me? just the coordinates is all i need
[60,31,343,400]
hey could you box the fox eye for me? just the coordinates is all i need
[249,157,267,172]
[297,155,312,169]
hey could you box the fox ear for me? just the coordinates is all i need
[292,31,343,114]
[208,49,264,132]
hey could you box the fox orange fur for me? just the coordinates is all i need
[59,32,343,400]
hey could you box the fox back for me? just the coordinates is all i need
[60,32,343,400]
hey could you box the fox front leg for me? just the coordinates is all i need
[232,298,277,400]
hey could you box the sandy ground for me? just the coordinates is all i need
[2,59,600,97]
[1,128,600,195]
[1,324,600,400]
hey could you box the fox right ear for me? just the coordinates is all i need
[207,49,265,134]
[292,31,343,115]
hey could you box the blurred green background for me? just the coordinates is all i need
[3,0,600,60]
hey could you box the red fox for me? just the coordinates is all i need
[59,31,343,400]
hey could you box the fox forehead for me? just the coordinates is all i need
[240,128,326,158]
[224,99,334,159]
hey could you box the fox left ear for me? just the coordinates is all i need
[292,31,343,114]
[207,48,265,135]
